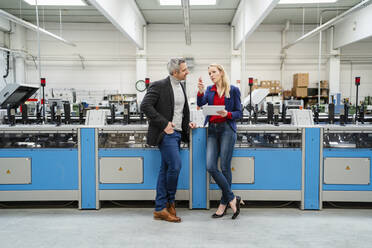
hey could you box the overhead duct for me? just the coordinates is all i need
[282,0,372,50]
[0,9,76,47]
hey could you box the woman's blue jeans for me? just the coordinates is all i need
[207,122,236,205]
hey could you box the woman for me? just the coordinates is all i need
[197,64,243,219]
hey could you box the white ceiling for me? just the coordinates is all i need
[0,0,364,25]
[0,0,106,23]
[135,0,240,24]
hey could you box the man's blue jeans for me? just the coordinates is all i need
[207,122,236,205]
[155,131,182,211]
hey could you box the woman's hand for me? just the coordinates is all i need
[197,77,205,94]
[217,110,228,117]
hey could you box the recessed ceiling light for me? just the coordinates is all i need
[23,0,86,6]
[159,0,180,5]
[279,0,338,4]
[190,0,216,5]
[159,0,216,6]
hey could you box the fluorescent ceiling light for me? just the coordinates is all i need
[159,0,216,6]
[279,0,337,4]
[190,0,216,5]
[159,0,181,5]
[23,0,86,6]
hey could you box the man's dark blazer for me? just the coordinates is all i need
[140,76,190,146]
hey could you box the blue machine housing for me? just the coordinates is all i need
[1,125,371,210]
[0,126,79,202]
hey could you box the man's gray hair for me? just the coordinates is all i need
[167,57,186,75]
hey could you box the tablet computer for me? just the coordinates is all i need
[202,105,225,116]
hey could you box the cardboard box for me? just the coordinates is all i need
[283,90,292,99]
[320,80,329,89]
[292,87,307,97]
[270,87,276,94]
[293,73,309,87]
[321,89,328,96]
[275,86,282,94]
[272,80,281,87]
[260,81,271,88]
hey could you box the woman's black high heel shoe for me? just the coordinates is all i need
[232,196,241,219]
[212,205,227,218]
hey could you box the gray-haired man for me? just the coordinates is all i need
[141,58,196,222]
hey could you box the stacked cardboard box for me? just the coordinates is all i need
[321,89,328,96]
[320,80,329,96]
[260,80,282,94]
[248,80,283,94]
[316,80,329,97]
[320,80,329,89]
[292,73,309,97]
[260,80,271,88]
[283,90,292,99]
[272,80,282,94]
[275,86,282,94]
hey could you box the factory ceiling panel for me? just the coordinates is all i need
[0,0,364,25]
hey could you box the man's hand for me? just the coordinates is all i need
[189,122,197,129]
[217,110,228,117]
[164,122,175,134]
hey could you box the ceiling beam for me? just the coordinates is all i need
[0,16,11,32]
[231,0,279,49]
[88,0,146,49]
[333,1,372,49]
[181,0,191,45]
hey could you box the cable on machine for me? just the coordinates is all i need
[2,51,10,79]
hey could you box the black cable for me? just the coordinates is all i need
[0,201,75,209]
[3,51,10,79]
[324,201,372,209]
[327,201,342,208]
[272,201,294,208]
[109,201,133,208]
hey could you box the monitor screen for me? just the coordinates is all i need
[0,85,39,109]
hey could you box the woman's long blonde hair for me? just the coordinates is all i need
[208,63,231,98]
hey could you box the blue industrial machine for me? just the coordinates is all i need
[1,109,372,210]
[321,126,372,208]
[0,126,79,202]
[96,125,190,209]
[209,126,304,207]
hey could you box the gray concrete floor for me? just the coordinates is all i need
[1,207,372,248]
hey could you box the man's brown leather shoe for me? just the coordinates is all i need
[166,202,177,217]
[166,202,181,222]
[153,208,181,223]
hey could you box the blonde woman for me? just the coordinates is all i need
[197,64,243,219]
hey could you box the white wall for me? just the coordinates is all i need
[245,24,328,91]
[339,38,372,104]
[3,21,369,103]
[146,24,231,100]
[25,23,137,93]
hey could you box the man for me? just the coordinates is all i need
[140,58,196,223]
